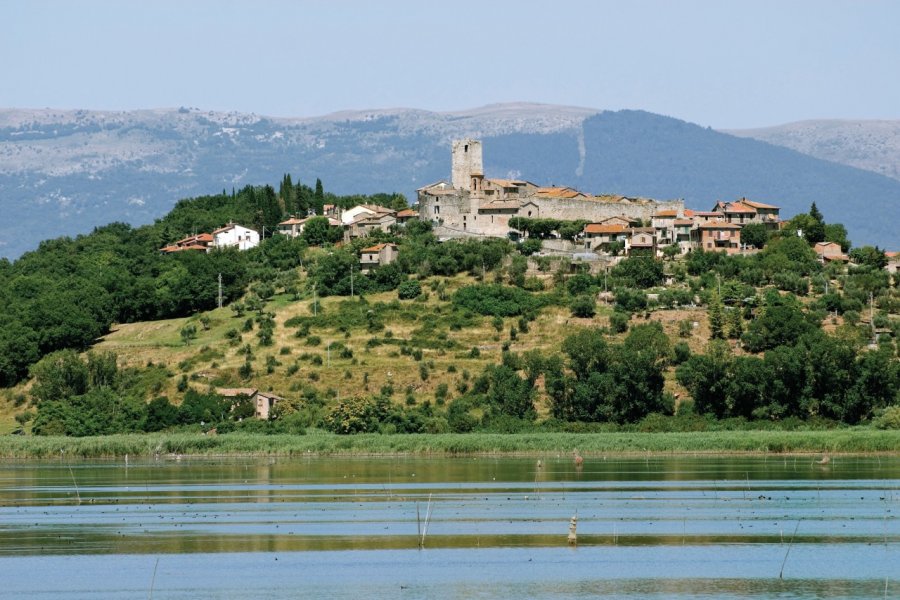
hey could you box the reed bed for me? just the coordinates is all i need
[1,429,899,458]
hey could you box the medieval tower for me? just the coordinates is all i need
[451,139,483,193]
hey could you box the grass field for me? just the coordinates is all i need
[2,429,899,459]
[80,271,707,417]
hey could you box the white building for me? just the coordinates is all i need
[212,223,259,251]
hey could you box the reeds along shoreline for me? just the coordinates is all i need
[1,430,899,459]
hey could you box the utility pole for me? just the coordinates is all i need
[217,273,223,309]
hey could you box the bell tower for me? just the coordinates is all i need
[451,139,483,192]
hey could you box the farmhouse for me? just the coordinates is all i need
[359,242,399,273]
[212,223,259,251]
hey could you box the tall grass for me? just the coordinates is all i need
[1,429,899,458]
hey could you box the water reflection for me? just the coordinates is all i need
[0,455,897,599]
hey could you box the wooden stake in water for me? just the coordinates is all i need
[779,520,801,579]
[568,513,578,545]
[419,494,433,548]
[148,557,160,600]
[68,466,81,505]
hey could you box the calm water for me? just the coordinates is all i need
[0,454,897,598]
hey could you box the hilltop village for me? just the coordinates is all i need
[417,139,782,259]
[3,136,898,440]
[163,138,796,270]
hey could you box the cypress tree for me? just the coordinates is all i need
[708,290,726,340]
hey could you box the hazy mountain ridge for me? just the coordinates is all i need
[0,104,897,259]
[727,120,900,182]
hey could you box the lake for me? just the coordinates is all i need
[0,454,897,599]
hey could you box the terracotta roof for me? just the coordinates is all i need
[594,194,627,203]
[161,244,207,252]
[885,251,899,258]
[692,211,723,217]
[738,198,779,210]
[487,178,530,187]
[361,243,397,253]
[175,233,213,245]
[584,223,628,234]
[683,209,695,217]
[653,210,679,218]
[723,202,756,213]
[278,217,307,226]
[535,187,587,199]
[396,209,418,218]
[673,219,694,226]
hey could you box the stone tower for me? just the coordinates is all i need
[451,139,483,193]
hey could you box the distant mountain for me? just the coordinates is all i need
[1,104,898,258]
[726,120,900,182]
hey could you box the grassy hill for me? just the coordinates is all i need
[0,266,715,435]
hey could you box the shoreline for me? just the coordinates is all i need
[2,430,899,459]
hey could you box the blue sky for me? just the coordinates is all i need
[2,0,898,128]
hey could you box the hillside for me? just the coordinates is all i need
[1,104,898,259]
[727,119,900,183]
[1,179,897,436]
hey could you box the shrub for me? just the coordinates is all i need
[614,288,648,313]
[873,406,900,430]
[397,279,422,300]
[452,284,542,317]
[570,294,597,318]
[673,342,691,365]
[609,312,629,333]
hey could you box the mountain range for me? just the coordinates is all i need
[0,103,898,259]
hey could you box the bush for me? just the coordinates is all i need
[873,406,900,430]
[609,312,630,333]
[673,342,691,365]
[614,288,648,313]
[397,279,422,300]
[570,294,597,318]
[452,284,542,317]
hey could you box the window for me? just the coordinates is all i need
[464,144,468,152]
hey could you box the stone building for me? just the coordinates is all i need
[418,139,683,240]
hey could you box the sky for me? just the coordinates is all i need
[1,0,899,129]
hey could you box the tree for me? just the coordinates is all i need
[708,290,726,340]
[809,202,824,223]
[397,279,422,300]
[849,246,887,269]
[301,216,335,247]
[676,341,732,418]
[740,223,769,249]
[611,256,664,288]
[313,178,325,213]
[742,293,817,353]
[29,350,89,404]
[726,307,743,339]
[662,244,680,260]
[484,364,535,419]
[570,294,597,318]
[824,223,851,252]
